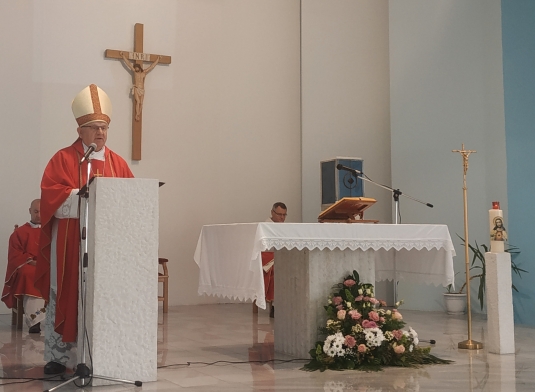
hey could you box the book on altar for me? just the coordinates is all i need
[318,197,377,223]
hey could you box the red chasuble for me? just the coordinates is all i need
[35,139,134,342]
[2,223,42,309]
[262,252,274,302]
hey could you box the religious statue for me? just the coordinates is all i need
[120,52,161,121]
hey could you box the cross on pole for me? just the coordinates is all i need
[452,143,482,350]
[105,23,171,160]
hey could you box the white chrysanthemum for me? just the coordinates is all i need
[384,331,394,341]
[377,309,386,315]
[323,332,346,357]
[364,327,385,348]
[409,327,419,345]
[409,344,414,352]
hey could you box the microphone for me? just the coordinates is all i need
[336,163,362,175]
[80,143,97,164]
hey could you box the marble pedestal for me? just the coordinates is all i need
[79,178,159,385]
[485,251,515,354]
[273,248,375,358]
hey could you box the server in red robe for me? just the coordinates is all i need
[35,84,134,375]
[2,199,45,333]
[263,202,287,318]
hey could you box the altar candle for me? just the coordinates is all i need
[489,201,506,253]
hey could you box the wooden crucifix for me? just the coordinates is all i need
[105,23,171,160]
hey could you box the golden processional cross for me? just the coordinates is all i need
[105,23,172,160]
[452,144,482,350]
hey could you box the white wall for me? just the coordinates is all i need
[0,0,302,312]
[389,0,506,311]
[301,0,392,225]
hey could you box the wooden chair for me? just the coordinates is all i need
[11,297,24,330]
[158,258,169,313]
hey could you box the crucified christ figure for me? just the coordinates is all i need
[120,52,160,121]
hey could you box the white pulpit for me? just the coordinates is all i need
[78,178,159,386]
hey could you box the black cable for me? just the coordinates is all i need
[157,358,310,369]
[0,375,65,385]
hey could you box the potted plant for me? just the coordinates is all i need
[443,236,526,314]
[444,276,467,315]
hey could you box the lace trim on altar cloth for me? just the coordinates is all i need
[260,238,454,253]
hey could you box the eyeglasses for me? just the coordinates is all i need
[82,124,109,131]
[272,210,287,217]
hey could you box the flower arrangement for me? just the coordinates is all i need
[302,270,451,371]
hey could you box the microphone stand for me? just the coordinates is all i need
[341,169,433,224]
[46,157,142,392]
[338,168,434,300]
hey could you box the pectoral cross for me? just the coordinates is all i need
[94,169,103,177]
[105,23,171,160]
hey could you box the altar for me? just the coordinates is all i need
[194,223,455,357]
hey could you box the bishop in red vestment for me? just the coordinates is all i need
[35,84,134,375]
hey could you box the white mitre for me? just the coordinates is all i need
[71,84,112,126]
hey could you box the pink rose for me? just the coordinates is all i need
[332,296,343,306]
[349,310,362,320]
[355,296,363,302]
[363,296,370,302]
[379,300,387,307]
[344,335,356,348]
[368,311,380,322]
[394,344,405,354]
[336,305,344,310]
[362,320,377,328]
[369,298,379,305]
[379,317,385,323]
[358,344,367,353]
[344,279,356,287]
[392,330,403,340]
[337,310,347,320]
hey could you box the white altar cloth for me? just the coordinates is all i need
[194,223,455,310]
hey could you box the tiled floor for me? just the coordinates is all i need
[0,304,534,391]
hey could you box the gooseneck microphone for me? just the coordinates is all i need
[80,143,97,164]
[336,163,362,175]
